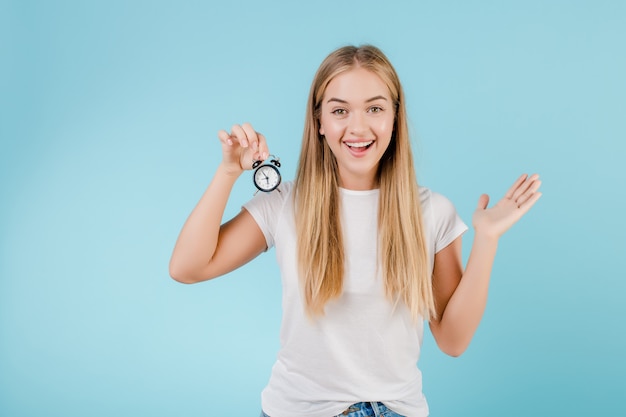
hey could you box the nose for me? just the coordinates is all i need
[348,111,368,136]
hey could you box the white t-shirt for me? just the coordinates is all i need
[243,182,467,417]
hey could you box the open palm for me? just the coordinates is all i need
[472,174,542,239]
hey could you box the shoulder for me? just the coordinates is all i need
[279,180,295,195]
[419,186,468,251]
[419,186,457,214]
[419,186,466,232]
[242,181,295,248]
[243,181,295,225]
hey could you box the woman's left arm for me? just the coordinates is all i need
[429,174,542,357]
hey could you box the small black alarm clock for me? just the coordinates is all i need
[252,155,281,193]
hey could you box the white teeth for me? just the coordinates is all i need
[345,141,373,148]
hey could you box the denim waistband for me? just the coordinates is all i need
[260,401,405,417]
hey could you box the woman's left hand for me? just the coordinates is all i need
[472,173,542,239]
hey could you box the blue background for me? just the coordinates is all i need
[1,1,625,416]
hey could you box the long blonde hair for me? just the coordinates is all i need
[294,45,434,322]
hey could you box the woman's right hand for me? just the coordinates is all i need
[170,122,270,284]
[217,123,270,176]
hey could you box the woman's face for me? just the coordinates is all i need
[319,67,395,190]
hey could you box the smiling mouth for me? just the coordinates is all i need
[345,140,374,150]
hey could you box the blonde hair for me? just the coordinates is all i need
[294,45,435,322]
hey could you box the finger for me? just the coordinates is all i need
[518,191,542,212]
[257,133,270,160]
[476,194,490,210]
[515,179,542,206]
[504,174,528,199]
[512,174,540,201]
[241,122,259,151]
[230,124,249,148]
[217,129,233,146]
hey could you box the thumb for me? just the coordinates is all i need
[476,194,490,210]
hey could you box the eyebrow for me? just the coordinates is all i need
[326,95,388,104]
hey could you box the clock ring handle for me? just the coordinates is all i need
[253,155,281,168]
[268,155,281,168]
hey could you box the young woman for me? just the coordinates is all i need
[169,45,542,417]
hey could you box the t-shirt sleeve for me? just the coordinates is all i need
[242,181,292,250]
[427,191,468,254]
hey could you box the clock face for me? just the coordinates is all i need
[254,164,281,192]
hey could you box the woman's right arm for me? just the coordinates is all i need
[169,123,269,284]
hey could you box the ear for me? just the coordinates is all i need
[319,125,325,136]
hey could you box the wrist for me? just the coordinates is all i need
[217,162,244,179]
[472,229,500,246]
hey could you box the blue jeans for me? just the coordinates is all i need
[260,401,405,417]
